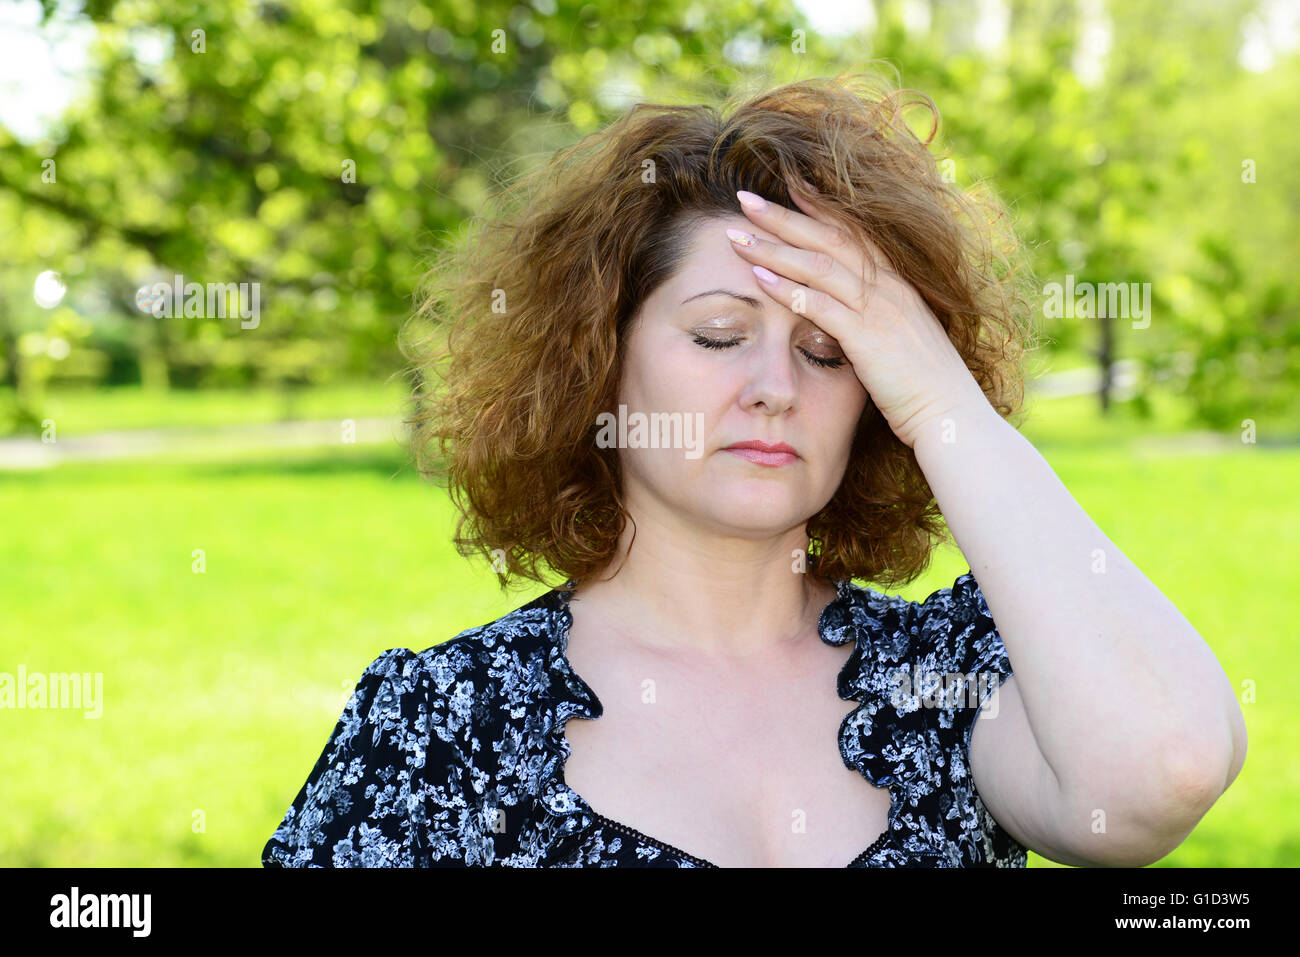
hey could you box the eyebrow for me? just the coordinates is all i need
[680,288,764,309]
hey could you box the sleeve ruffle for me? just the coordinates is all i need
[908,570,1015,779]
[262,648,450,867]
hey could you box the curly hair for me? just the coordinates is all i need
[398,70,1039,594]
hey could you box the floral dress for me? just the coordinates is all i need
[262,570,1028,867]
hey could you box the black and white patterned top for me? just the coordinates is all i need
[262,570,1028,867]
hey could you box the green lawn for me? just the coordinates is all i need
[0,387,1293,867]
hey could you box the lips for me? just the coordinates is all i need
[723,440,798,466]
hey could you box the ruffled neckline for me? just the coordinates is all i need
[528,575,946,866]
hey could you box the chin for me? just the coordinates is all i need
[696,494,809,531]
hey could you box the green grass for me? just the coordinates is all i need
[0,389,1293,867]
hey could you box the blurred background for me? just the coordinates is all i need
[0,0,1295,867]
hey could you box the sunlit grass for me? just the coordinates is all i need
[0,389,1292,866]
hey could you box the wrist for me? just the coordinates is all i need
[910,395,1005,459]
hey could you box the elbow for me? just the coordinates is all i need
[1161,743,1236,812]
[1155,725,1247,832]
[1072,738,1244,868]
[1163,703,1248,809]
[1119,740,1242,866]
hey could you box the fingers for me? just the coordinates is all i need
[726,223,876,322]
[744,255,861,355]
[786,175,822,207]
[737,188,862,273]
[768,182,898,282]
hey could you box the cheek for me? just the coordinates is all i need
[632,351,730,414]
[810,382,867,462]
[623,335,698,398]
[812,374,867,419]
[836,381,870,433]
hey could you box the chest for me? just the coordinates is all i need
[559,630,894,868]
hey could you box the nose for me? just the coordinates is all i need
[737,336,798,415]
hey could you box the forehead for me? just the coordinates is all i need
[634,214,836,339]
[664,214,781,294]
[680,212,781,254]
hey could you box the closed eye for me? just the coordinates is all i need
[691,334,846,369]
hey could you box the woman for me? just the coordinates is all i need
[263,73,1246,868]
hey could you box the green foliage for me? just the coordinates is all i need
[2,0,1297,434]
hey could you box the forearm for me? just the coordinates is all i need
[911,402,1246,822]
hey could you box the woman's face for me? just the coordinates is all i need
[613,213,870,541]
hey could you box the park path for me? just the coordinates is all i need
[0,416,403,469]
[0,364,1281,469]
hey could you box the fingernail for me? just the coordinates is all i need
[753,265,779,285]
[726,227,757,247]
[736,190,768,212]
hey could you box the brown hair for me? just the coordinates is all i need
[399,70,1039,594]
